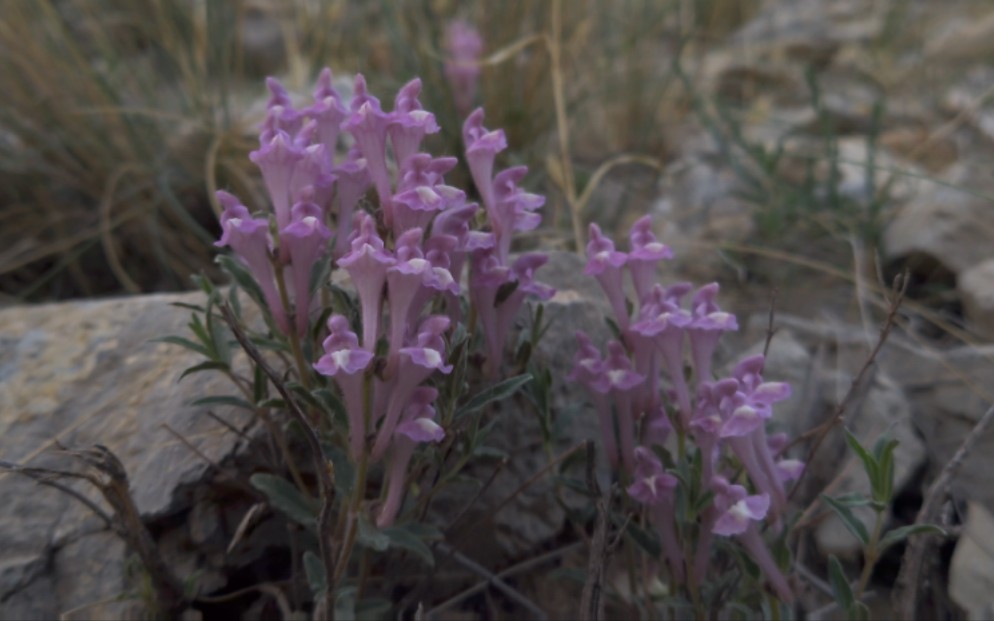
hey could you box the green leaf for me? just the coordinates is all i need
[455,374,533,419]
[873,436,900,502]
[831,492,872,508]
[494,279,519,306]
[822,495,870,546]
[152,335,211,358]
[250,335,291,353]
[169,301,206,312]
[612,512,660,557]
[878,524,946,554]
[249,473,318,528]
[256,398,287,409]
[335,586,357,621]
[382,525,435,566]
[312,388,348,425]
[188,313,215,357]
[472,445,509,460]
[178,360,230,380]
[189,395,254,410]
[356,515,390,551]
[309,255,333,295]
[217,253,266,307]
[844,429,879,494]
[827,555,855,613]
[303,550,327,596]
[400,523,444,542]
[322,442,355,495]
[355,598,392,621]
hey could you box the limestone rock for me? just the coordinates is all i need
[958,258,994,339]
[950,502,994,620]
[883,163,994,276]
[0,291,257,616]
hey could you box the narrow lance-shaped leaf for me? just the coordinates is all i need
[822,494,870,546]
[878,524,946,554]
[249,473,319,528]
[455,374,533,419]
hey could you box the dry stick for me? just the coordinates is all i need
[0,460,116,531]
[787,271,907,502]
[61,445,186,616]
[893,401,994,621]
[763,286,779,359]
[580,441,609,621]
[219,302,338,620]
[424,541,585,620]
[433,542,548,621]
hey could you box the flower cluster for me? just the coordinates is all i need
[215,69,551,528]
[444,19,484,120]
[571,218,801,602]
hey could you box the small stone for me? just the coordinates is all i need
[958,259,994,339]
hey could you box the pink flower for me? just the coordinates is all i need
[389,79,440,168]
[337,213,394,351]
[463,108,507,219]
[585,223,629,329]
[280,200,331,336]
[215,191,288,334]
[370,316,452,462]
[444,19,483,119]
[377,387,445,528]
[342,75,393,216]
[314,315,374,460]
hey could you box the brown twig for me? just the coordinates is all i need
[892,401,994,620]
[218,302,338,620]
[787,271,907,501]
[580,441,609,621]
[763,286,779,359]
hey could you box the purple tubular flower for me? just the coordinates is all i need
[331,148,371,259]
[308,68,349,167]
[627,447,685,583]
[491,253,554,365]
[590,341,645,473]
[377,386,444,528]
[569,331,619,468]
[431,202,480,287]
[370,316,452,462]
[389,79,441,168]
[396,153,458,193]
[385,228,432,354]
[585,223,630,329]
[491,166,544,262]
[468,248,510,371]
[215,191,288,334]
[463,108,507,217]
[264,77,302,136]
[392,182,465,237]
[630,283,694,425]
[342,74,393,217]
[710,478,792,602]
[314,315,374,460]
[249,130,302,231]
[687,283,739,385]
[627,216,673,304]
[337,213,394,350]
[280,201,331,336]
[444,19,483,119]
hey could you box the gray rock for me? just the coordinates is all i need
[950,502,994,621]
[958,258,994,339]
[883,163,994,276]
[0,291,258,616]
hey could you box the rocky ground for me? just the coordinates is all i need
[5,0,994,618]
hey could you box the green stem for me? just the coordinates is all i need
[275,262,312,392]
[855,509,885,600]
[333,372,373,585]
